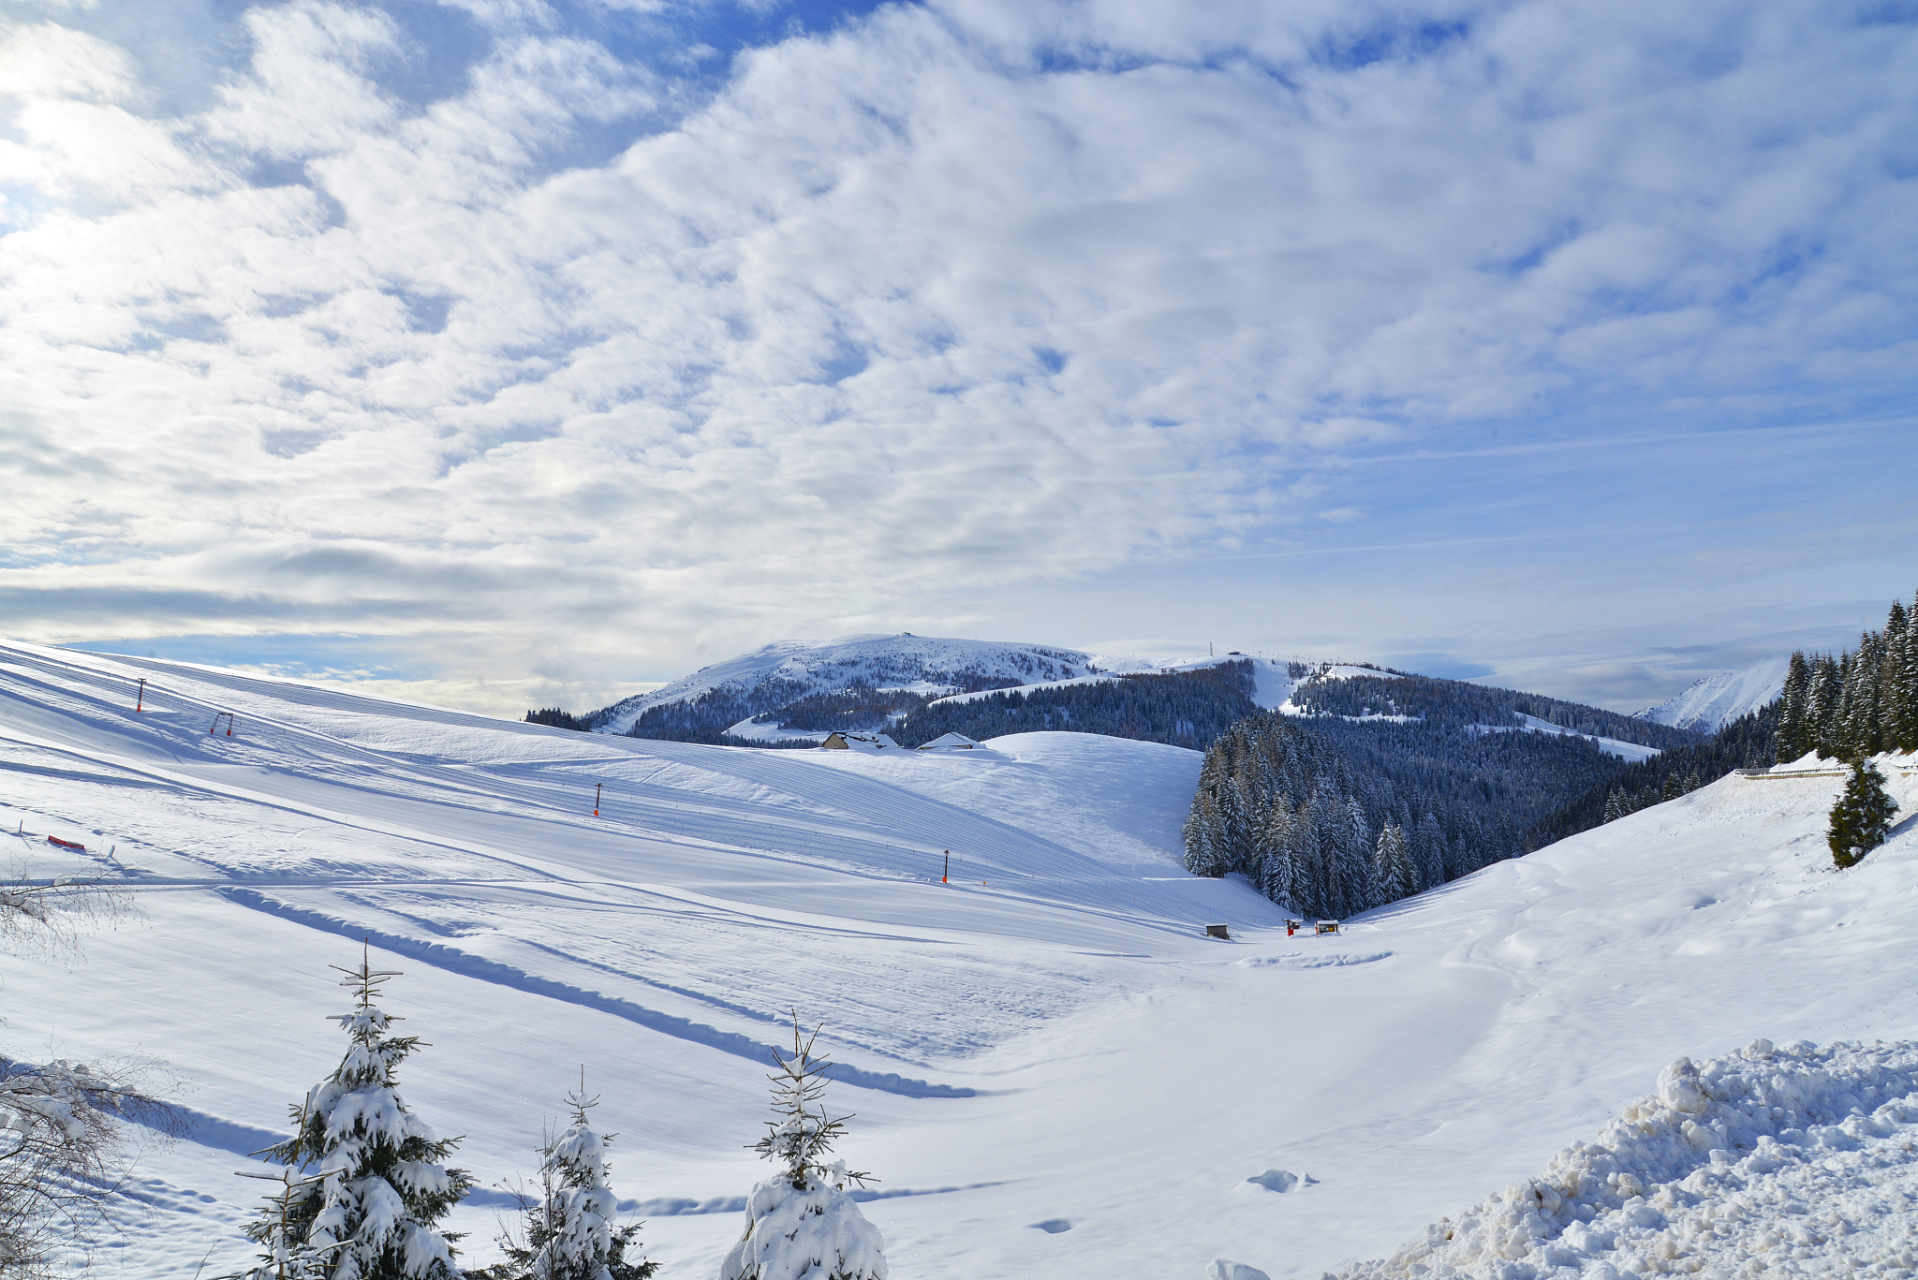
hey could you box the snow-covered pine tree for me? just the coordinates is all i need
[1776,651,1812,762]
[245,948,473,1280]
[1181,791,1226,878]
[1333,798,1371,915]
[719,1017,886,1280]
[1828,757,1900,869]
[1808,657,1842,758]
[1257,799,1298,908]
[1881,602,1908,753]
[1902,591,1918,751]
[1370,823,1416,904]
[1411,812,1444,892]
[493,1073,654,1280]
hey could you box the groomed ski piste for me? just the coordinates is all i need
[2,639,1916,1278]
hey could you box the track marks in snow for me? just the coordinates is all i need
[215,887,978,1098]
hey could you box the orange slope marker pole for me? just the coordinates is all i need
[135,678,145,713]
[942,850,949,884]
[594,782,601,818]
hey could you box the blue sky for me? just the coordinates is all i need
[3,0,1914,716]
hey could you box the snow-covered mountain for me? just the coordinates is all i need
[1635,656,1788,733]
[591,634,1095,736]
[6,640,1918,1278]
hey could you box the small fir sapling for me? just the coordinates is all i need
[1828,757,1900,869]
[241,947,474,1280]
[489,1072,655,1280]
[719,1016,887,1280]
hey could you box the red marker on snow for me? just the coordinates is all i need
[594,782,602,817]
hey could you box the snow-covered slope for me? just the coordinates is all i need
[1636,656,1788,733]
[5,639,1918,1279]
[593,635,1094,734]
[1469,711,1662,762]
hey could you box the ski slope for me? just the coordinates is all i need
[3,640,1917,1278]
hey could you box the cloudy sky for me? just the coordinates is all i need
[2,0,1914,717]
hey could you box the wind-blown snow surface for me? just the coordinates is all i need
[1636,658,1789,734]
[3,640,1918,1278]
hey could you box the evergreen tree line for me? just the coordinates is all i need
[890,661,1262,750]
[232,954,885,1280]
[1287,671,1697,749]
[1180,710,1639,918]
[1774,590,1918,762]
[756,685,940,733]
[525,708,590,732]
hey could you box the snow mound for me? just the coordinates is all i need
[1207,1261,1272,1280]
[1334,1039,1918,1279]
[719,1174,887,1280]
[1636,657,1788,734]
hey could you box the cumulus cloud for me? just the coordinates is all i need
[0,0,1913,712]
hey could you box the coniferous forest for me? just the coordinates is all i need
[1773,592,1918,763]
[1188,589,1918,919]
[1179,693,1688,921]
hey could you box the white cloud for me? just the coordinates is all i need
[0,0,1913,707]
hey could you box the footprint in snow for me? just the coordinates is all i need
[1029,1218,1072,1233]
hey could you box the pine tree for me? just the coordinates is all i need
[493,1074,654,1280]
[1828,757,1900,869]
[245,949,473,1280]
[1807,657,1841,758]
[1257,800,1298,908]
[1902,592,1918,751]
[1412,813,1445,891]
[1777,651,1811,761]
[1881,603,1907,753]
[719,1017,887,1280]
[1371,824,1416,904]
[1180,792,1226,878]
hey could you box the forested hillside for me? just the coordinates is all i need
[1187,587,1918,920]
[890,662,1263,749]
[1287,671,1697,748]
[1180,706,1686,920]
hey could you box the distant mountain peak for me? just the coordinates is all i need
[588,634,1098,737]
[1634,657,1788,734]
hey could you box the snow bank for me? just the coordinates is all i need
[1335,1039,1918,1279]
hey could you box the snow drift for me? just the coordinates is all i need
[1338,1039,1918,1278]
